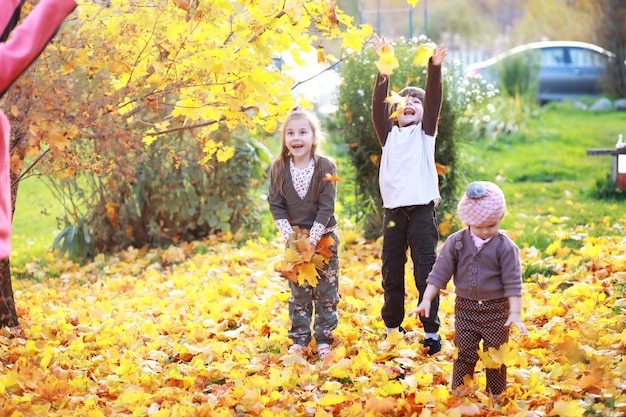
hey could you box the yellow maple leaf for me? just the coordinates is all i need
[317,47,326,65]
[322,0,340,28]
[385,91,407,119]
[297,262,319,287]
[436,162,449,176]
[311,253,327,269]
[319,393,349,406]
[329,358,351,379]
[548,400,586,417]
[284,247,301,263]
[477,343,520,369]
[407,0,420,7]
[412,42,436,67]
[376,45,399,76]
[117,386,145,404]
[45,124,73,150]
[316,235,335,258]
[384,91,406,107]
[377,380,403,396]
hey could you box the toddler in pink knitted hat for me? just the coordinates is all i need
[457,181,506,228]
[409,180,528,399]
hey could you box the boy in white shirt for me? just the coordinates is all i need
[370,35,447,355]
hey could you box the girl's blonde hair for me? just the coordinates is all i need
[269,107,329,201]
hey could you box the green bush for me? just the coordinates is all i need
[496,50,539,100]
[335,37,491,239]
[49,127,271,260]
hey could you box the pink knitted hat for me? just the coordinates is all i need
[457,181,506,227]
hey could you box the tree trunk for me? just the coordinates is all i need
[594,0,626,97]
[0,259,17,327]
[0,168,21,327]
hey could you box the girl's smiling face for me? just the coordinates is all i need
[284,117,315,165]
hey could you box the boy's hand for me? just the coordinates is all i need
[431,44,448,66]
[408,300,431,318]
[372,34,392,58]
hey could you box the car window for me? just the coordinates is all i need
[567,47,608,67]
[539,47,565,66]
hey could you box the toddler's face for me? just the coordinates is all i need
[397,96,424,127]
[470,222,500,240]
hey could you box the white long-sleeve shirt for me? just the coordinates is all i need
[379,124,440,208]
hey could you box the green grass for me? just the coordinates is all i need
[10,176,63,266]
[460,104,626,249]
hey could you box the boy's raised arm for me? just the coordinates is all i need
[370,35,392,146]
[422,44,446,137]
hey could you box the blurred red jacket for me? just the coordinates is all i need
[0,0,77,259]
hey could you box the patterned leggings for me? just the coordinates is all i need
[287,233,340,347]
[453,297,510,396]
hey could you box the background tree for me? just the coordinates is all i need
[592,0,626,97]
[31,0,373,256]
[0,0,373,326]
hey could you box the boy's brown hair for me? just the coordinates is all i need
[399,86,425,101]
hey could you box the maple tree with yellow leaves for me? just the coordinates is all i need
[1,0,374,327]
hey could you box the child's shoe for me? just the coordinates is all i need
[288,344,305,355]
[422,335,441,355]
[317,343,331,360]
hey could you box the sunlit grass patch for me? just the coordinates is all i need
[10,177,62,268]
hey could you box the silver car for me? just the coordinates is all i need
[465,41,618,103]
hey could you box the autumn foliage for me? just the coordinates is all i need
[2,220,626,416]
[15,0,373,256]
[274,226,335,287]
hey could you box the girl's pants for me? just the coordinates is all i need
[288,233,339,346]
[453,297,510,396]
[381,203,440,332]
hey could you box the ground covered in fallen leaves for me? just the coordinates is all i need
[1,223,626,416]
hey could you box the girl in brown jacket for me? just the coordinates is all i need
[268,107,339,360]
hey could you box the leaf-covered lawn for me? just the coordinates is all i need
[2,225,626,416]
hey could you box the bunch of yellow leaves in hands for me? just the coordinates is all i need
[275,226,335,287]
